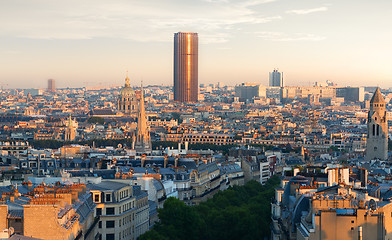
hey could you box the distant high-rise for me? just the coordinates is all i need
[366,87,388,160]
[47,79,55,92]
[269,69,283,87]
[173,32,198,102]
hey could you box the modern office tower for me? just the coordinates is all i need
[173,32,198,102]
[47,79,55,92]
[366,87,388,160]
[269,69,283,87]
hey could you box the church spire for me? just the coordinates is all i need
[367,87,388,160]
[370,87,385,104]
[135,82,152,154]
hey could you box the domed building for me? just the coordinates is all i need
[117,74,138,115]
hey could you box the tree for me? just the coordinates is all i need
[140,176,281,240]
[87,116,105,124]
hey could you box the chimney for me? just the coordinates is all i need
[358,226,362,240]
[164,155,168,168]
[175,156,179,168]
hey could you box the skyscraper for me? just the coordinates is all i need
[269,69,283,87]
[366,87,388,160]
[47,79,55,92]
[173,32,198,102]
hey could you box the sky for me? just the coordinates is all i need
[0,0,391,89]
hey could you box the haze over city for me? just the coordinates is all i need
[1,0,391,88]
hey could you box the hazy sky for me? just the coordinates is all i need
[1,0,391,89]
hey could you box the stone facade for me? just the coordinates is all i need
[89,181,149,240]
[117,74,138,115]
[367,87,388,160]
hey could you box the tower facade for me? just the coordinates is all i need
[174,32,198,102]
[269,69,283,87]
[117,74,138,115]
[64,114,77,141]
[134,84,152,155]
[47,79,55,92]
[367,87,388,160]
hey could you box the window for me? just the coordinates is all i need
[106,221,115,228]
[105,193,111,202]
[106,207,115,215]
[94,193,100,203]
[98,221,102,228]
[106,234,115,240]
[96,208,102,216]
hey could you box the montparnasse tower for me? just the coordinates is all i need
[134,83,152,155]
[366,87,388,160]
[173,32,198,102]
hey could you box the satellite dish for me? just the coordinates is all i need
[9,227,14,236]
[369,199,377,211]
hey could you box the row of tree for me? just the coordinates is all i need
[140,176,280,240]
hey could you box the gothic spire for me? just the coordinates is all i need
[135,82,152,154]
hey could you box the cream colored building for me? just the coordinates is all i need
[89,181,149,240]
[272,170,392,240]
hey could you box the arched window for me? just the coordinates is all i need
[377,125,380,136]
[373,124,375,136]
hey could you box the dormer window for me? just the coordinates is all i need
[93,193,100,203]
[106,193,111,202]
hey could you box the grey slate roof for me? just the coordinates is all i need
[88,181,128,191]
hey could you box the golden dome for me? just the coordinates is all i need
[119,75,135,97]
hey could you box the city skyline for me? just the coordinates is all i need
[1,0,392,89]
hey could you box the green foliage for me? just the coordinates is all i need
[87,117,105,124]
[188,143,238,155]
[171,112,181,122]
[140,176,280,240]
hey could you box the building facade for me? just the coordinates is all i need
[47,79,55,92]
[235,83,267,101]
[269,69,283,87]
[173,32,198,102]
[366,87,388,160]
[89,181,149,240]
